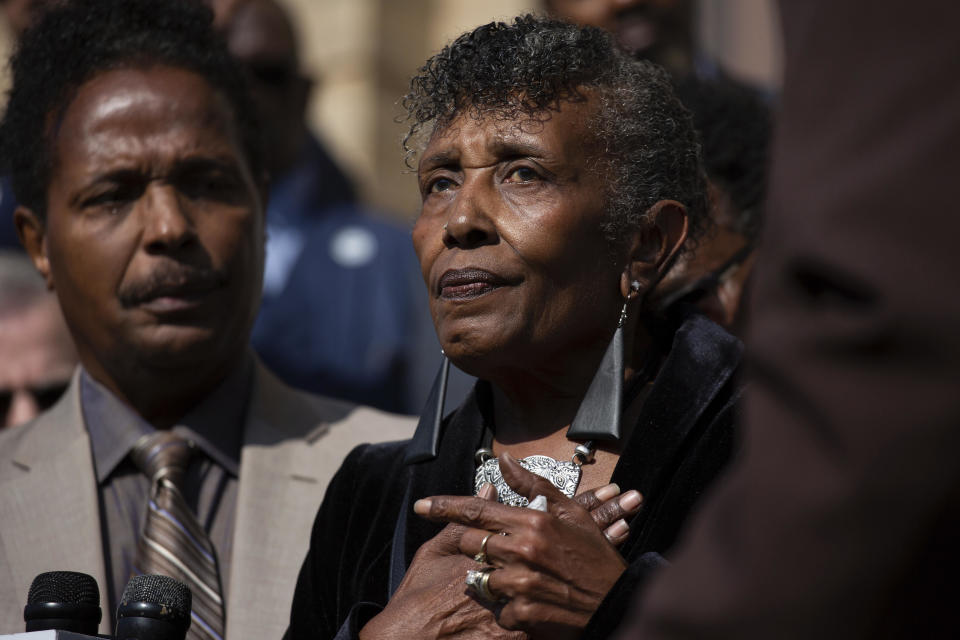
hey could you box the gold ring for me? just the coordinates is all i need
[476,566,496,602]
[473,532,494,564]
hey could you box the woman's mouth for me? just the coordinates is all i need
[438,268,510,300]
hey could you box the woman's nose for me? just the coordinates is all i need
[442,181,498,250]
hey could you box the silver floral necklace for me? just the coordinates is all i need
[473,436,595,507]
[472,366,657,507]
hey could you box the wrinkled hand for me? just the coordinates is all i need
[414,453,639,640]
[359,485,526,640]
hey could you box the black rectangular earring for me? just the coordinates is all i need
[404,353,451,463]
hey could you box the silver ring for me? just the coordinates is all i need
[465,566,497,603]
[474,532,494,564]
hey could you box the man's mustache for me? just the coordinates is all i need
[118,264,227,307]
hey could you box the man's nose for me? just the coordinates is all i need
[5,388,39,428]
[140,184,197,253]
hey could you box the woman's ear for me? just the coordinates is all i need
[14,205,54,289]
[620,200,689,299]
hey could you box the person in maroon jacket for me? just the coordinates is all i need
[617,2,960,638]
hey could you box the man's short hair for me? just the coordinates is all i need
[0,0,263,219]
[402,14,708,246]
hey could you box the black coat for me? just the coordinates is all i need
[285,315,743,640]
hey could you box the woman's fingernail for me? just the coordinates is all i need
[480,483,495,499]
[607,519,629,538]
[594,483,621,502]
[619,490,643,511]
[413,499,432,514]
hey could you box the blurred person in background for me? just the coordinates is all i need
[544,0,696,77]
[650,77,770,333]
[220,0,442,415]
[0,250,76,428]
[618,2,960,637]
[0,1,413,637]
[546,0,772,336]
[0,0,54,37]
[0,0,56,251]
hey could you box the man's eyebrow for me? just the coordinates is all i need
[172,155,244,174]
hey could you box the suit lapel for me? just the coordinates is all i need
[225,363,332,640]
[0,374,110,634]
[227,360,414,640]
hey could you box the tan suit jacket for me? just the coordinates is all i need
[0,363,415,640]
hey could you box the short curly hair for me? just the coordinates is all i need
[402,14,708,246]
[0,0,263,219]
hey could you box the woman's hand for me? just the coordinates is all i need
[413,453,640,639]
[359,470,640,640]
[359,485,526,640]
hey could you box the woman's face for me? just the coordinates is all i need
[413,98,628,380]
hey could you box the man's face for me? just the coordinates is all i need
[21,65,264,388]
[0,297,77,428]
[547,0,694,73]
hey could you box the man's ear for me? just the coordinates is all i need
[620,199,689,299]
[14,205,53,289]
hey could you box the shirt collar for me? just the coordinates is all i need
[81,354,254,483]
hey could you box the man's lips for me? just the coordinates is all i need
[437,268,512,300]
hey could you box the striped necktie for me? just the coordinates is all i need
[132,431,225,640]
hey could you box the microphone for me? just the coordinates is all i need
[23,571,102,634]
[115,575,191,640]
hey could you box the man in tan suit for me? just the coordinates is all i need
[0,1,414,638]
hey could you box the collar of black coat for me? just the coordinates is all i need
[400,313,744,567]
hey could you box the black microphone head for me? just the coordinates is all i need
[27,571,100,607]
[116,574,192,640]
[24,570,101,633]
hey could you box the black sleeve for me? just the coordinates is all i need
[582,552,669,640]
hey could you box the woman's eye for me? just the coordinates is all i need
[429,177,456,193]
[504,166,539,183]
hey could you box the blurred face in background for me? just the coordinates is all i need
[0,0,55,37]
[224,0,309,177]
[0,295,77,428]
[546,0,695,75]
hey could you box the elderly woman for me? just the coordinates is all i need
[286,16,742,640]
